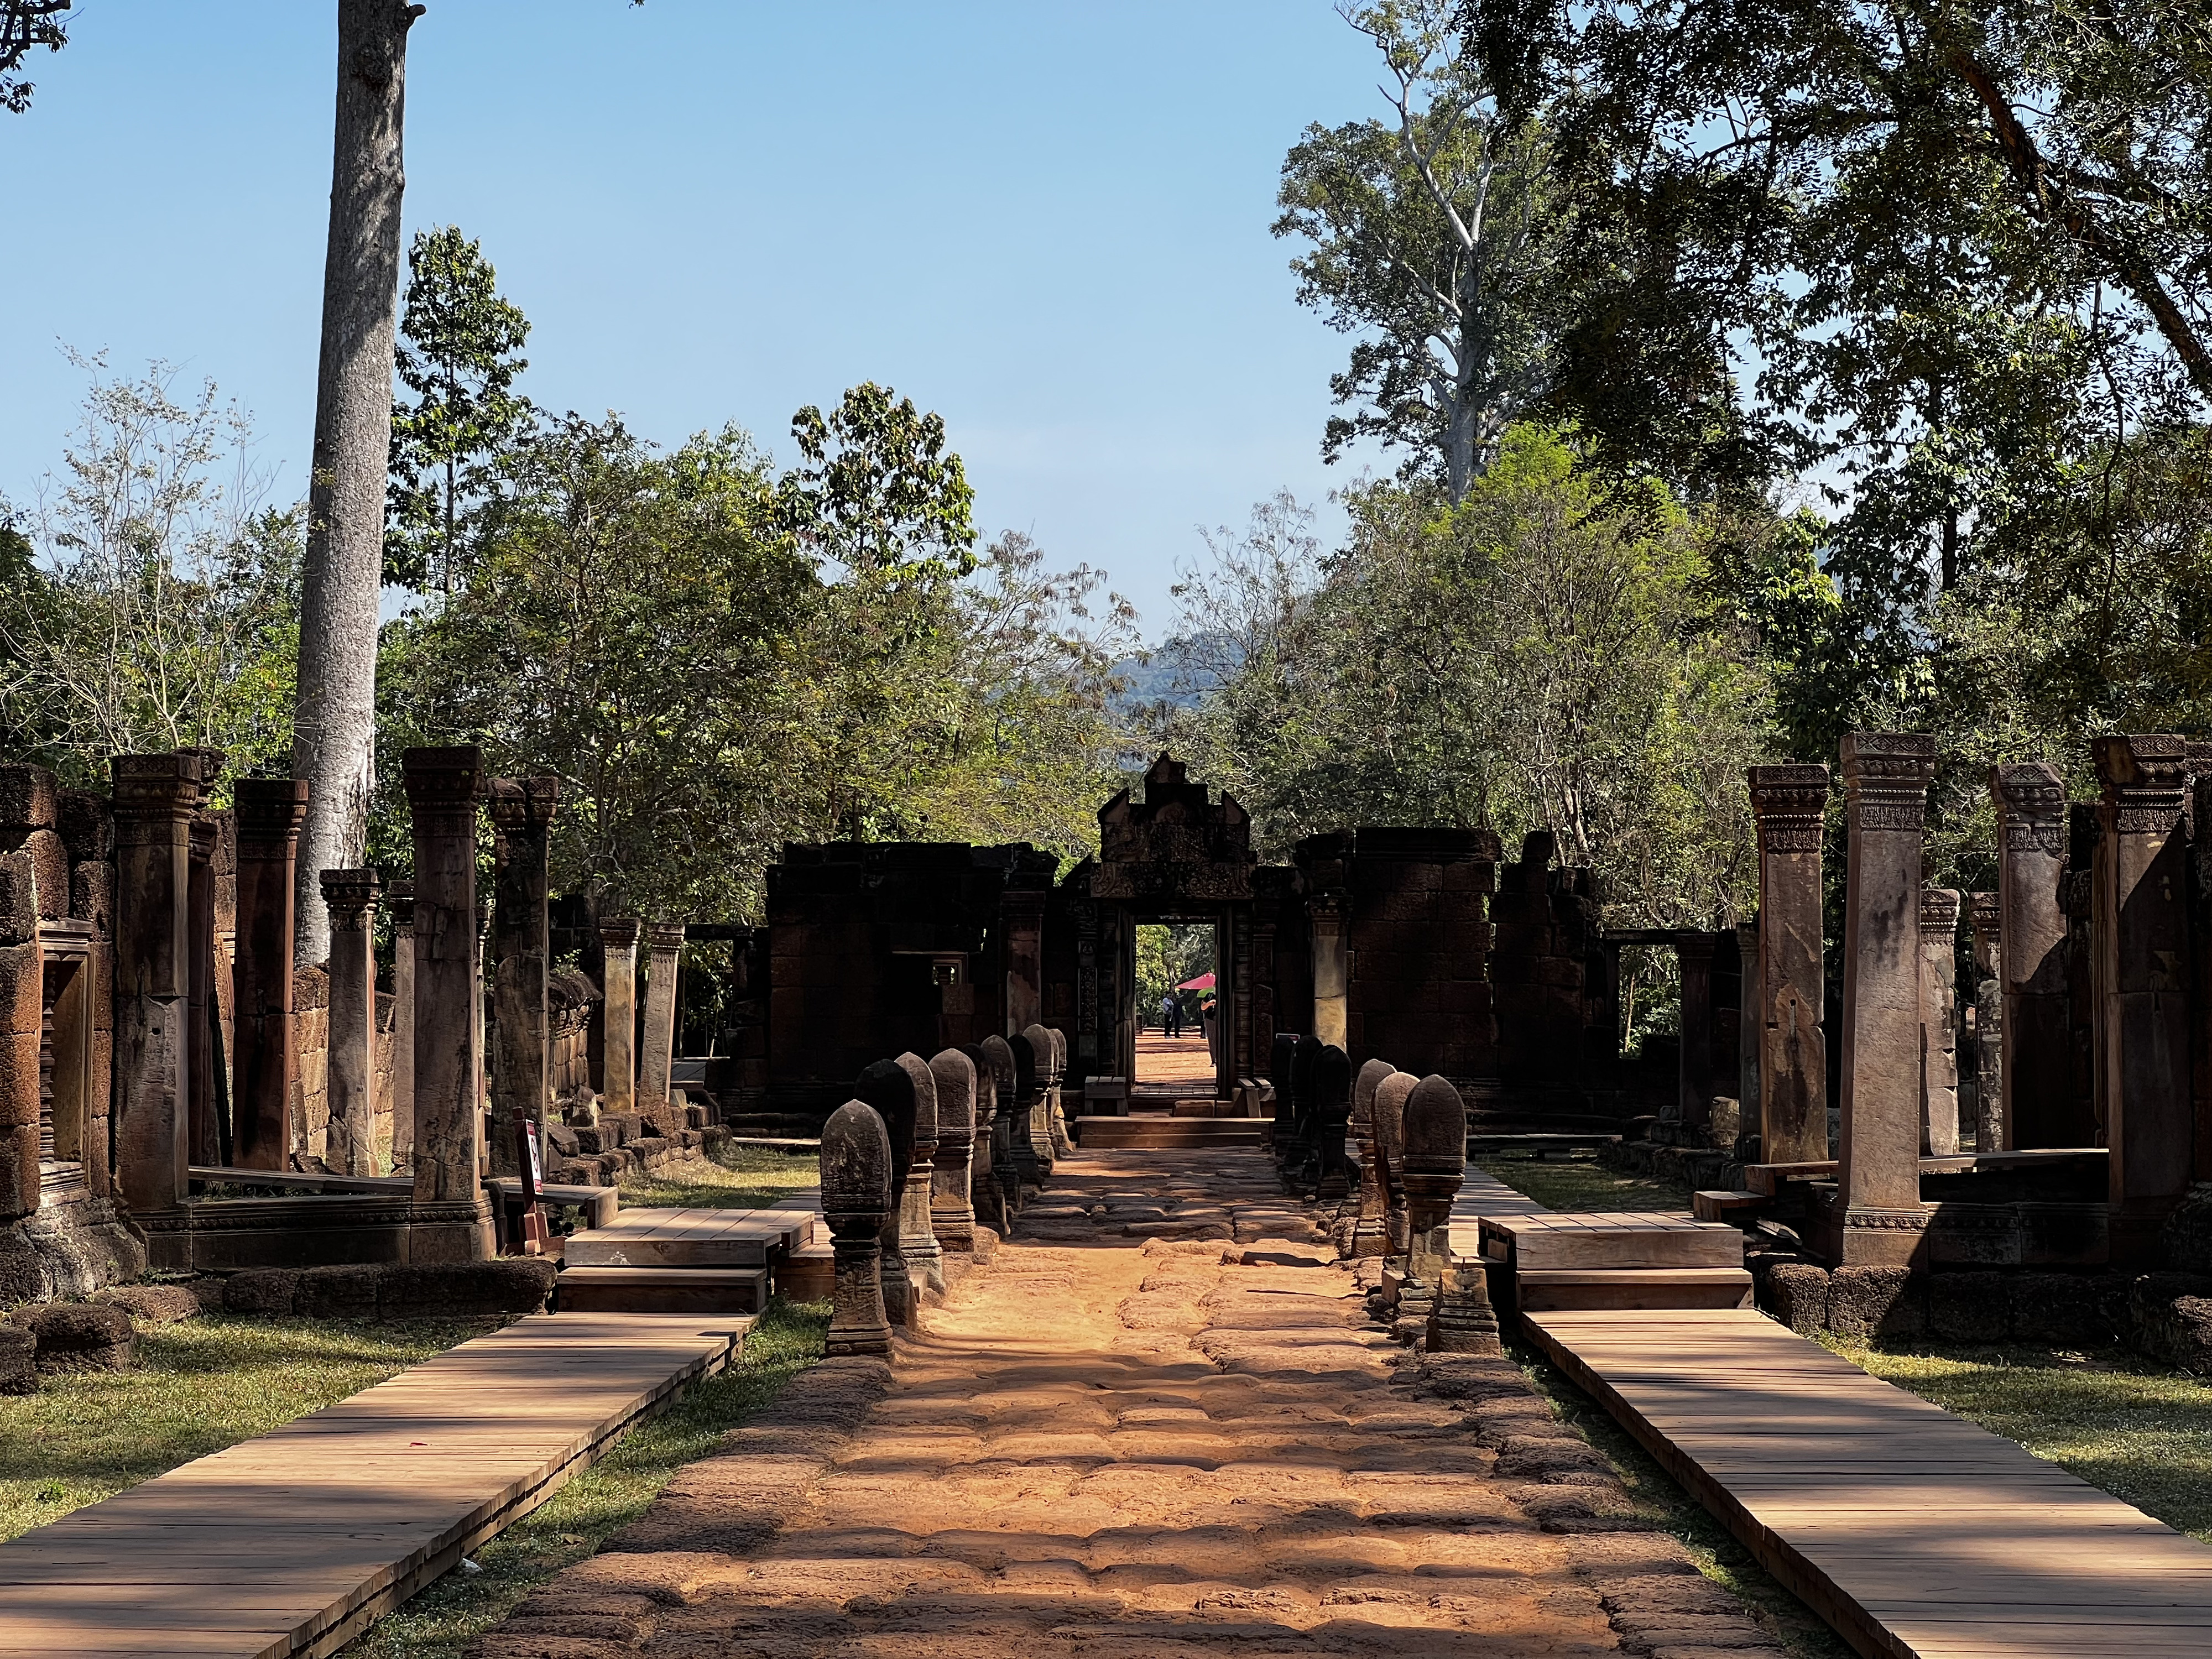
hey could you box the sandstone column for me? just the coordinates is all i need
[638,920,684,1117]
[597,919,640,1117]
[401,747,494,1263]
[1676,930,1718,1141]
[1735,918,1761,1142]
[974,1034,1018,1230]
[0,849,40,1220]
[821,1098,892,1357]
[928,1046,979,1252]
[1990,762,2077,1148]
[1748,764,1830,1163]
[186,808,222,1167]
[1001,885,1045,1036]
[319,868,380,1176]
[486,778,558,1177]
[1833,733,1937,1265]
[228,778,310,1171]
[1968,891,2003,1151]
[2094,735,2193,1265]
[1373,1069,1416,1284]
[1349,1057,1395,1257]
[112,754,204,1220]
[389,880,415,1169]
[894,1050,943,1291]
[1919,889,1961,1156]
[1310,891,1349,1051]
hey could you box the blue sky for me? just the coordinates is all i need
[0,1,1394,638]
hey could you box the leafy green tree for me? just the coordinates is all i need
[385,225,535,593]
[1,2,70,114]
[1276,1,1564,499]
[778,382,977,581]
[0,357,300,786]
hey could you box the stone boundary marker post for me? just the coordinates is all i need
[1834,732,1937,1266]
[894,1051,944,1292]
[928,1047,979,1253]
[1349,1057,1395,1258]
[1373,1070,1416,1293]
[389,880,416,1169]
[854,1057,921,1328]
[822,1098,892,1357]
[1967,891,2002,1151]
[1747,764,1830,1163]
[973,1035,1018,1234]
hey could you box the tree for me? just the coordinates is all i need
[776,382,977,581]
[0,358,301,782]
[294,0,425,967]
[1,1,69,113]
[1276,0,1564,499]
[386,225,534,593]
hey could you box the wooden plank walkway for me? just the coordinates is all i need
[0,1311,749,1659]
[1525,1307,2212,1659]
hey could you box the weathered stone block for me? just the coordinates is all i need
[2010,1272,2111,1345]
[55,790,110,863]
[1927,1271,2010,1342]
[293,1263,384,1320]
[10,1301,134,1373]
[1826,1266,1923,1342]
[2163,1184,2212,1275]
[0,851,35,946]
[0,1324,33,1394]
[222,1267,301,1315]
[0,1232,47,1305]
[1761,1262,1829,1335]
[69,860,113,933]
[0,765,57,832]
[92,1283,202,1323]
[0,941,41,1037]
[0,1033,39,1129]
[2128,1273,2212,1370]
[12,831,67,921]
[379,1259,556,1320]
[0,1123,37,1220]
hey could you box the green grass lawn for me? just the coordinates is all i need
[0,1313,500,1542]
[1477,1151,1694,1213]
[618,1141,820,1211]
[341,1294,828,1657]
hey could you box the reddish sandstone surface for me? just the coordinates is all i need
[472,1150,1790,1658]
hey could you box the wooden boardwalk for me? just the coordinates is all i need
[1525,1306,2212,1659]
[0,1311,749,1658]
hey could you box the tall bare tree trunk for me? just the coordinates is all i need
[293,0,423,966]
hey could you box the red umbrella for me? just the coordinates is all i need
[1176,972,1216,991]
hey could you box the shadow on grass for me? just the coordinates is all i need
[1478,1151,1697,1214]
[342,1295,831,1658]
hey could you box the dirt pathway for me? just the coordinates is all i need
[474,1150,1792,1658]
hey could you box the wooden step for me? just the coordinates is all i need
[778,1239,835,1302]
[1482,1211,1745,1270]
[1075,1116,1267,1149]
[564,1205,815,1267]
[557,1265,770,1314]
[1516,1266,1753,1312]
[1692,1188,1764,1222]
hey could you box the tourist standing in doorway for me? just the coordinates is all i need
[1161,993,1182,1038]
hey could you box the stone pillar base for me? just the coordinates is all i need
[1810,1195,1932,1267]
[406,1199,497,1264]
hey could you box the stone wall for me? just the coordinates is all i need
[291,964,330,1166]
[1341,827,1500,1084]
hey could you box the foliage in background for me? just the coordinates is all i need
[385,226,535,595]
[1135,922,1218,1024]
[1160,427,1771,931]
[0,354,300,788]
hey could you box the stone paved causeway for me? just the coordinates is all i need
[472,1149,1792,1658]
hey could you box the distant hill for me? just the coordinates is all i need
[1110,631,1242,712]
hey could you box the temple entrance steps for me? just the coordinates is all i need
[555,1204,820,1314]
[1479,1210,1753,1312]
[1072,1114,1269,1150]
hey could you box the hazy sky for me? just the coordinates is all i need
[0,1,1397,638]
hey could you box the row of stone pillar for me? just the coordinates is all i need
[1339,1055,1498,1353]
[818,1022,1063,1354]
[1749,733,2204,1267]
